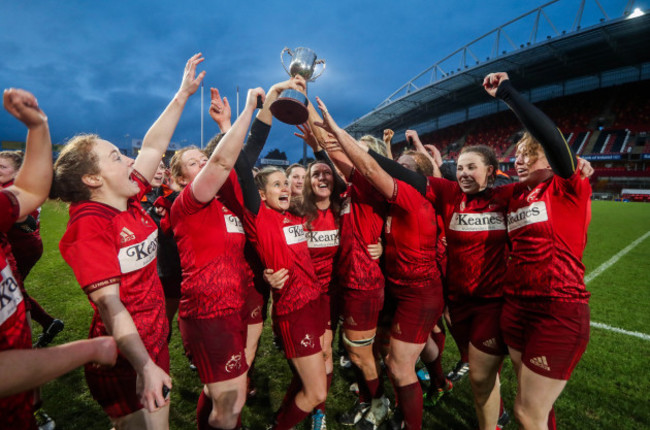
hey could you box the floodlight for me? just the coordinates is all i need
[628,8,645,18]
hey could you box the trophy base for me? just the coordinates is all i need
[270,90,309,125]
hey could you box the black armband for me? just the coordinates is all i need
[496,80,577,178]
[235,154,261,215]
[367,150,427,196]
[242,118,271,165]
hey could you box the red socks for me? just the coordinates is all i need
[396,382,423,430]
[273,397,310,430]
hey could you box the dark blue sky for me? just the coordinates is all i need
[1,0,643,161]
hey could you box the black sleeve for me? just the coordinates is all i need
[314,150,347,191]
[242,118,271,165]
[367,150,427,196]
[496,79,577,178]
[234,153,261,215]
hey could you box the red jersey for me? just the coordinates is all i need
[0,190,35,429]
[171,172,247,319]
[337,170,386,291]
[385,179,439,285]
[59,171,169,367]
[426,178,513,302]
[504,171,591,302]
[243,204,319,316]
[304,208,340,293]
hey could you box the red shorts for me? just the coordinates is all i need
[341,287,384,332]
[274,298,326,359]
[242,280,268,325]
[85,345,170,418]
[448,298,507,356]
[501,297,590,380]
[381,280,443,344]
[179,313,249,384]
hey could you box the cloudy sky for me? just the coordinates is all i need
[1,0,643,161]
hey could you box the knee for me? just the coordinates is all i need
[469,370,494,394]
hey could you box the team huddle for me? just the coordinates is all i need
[0,53,592,430]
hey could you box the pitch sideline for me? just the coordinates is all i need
[587,230,650,341]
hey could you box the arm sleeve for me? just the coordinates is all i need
[241,118,271,165]
[496,80,577,178]
[234,153,261,215]
[367,149,427,196]
[314,149,347,191]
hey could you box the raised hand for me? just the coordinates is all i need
[577,157,594,179]
[482,72,510,98]
[245,87,266,111]
[178,53,206,98]
[3,88,47,128]
[209,87,232,130]
[383,129,394,145]
[424,144,443,167]
[295,123,320,152]
[314,96,341,136]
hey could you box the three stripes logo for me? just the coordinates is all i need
[530,355,551,371]
[483,337,498,350]
[119,227,135,244]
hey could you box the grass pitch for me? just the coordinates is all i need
[26,200,650,429]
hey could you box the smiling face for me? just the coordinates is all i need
[288,166,306,196]
[309,162,333,201]
[260,171,290,211]
[514,140,552,186]
[151,161,166,187]
[178,149,208,186]
[93,139,140,199]
[456,151,494,194]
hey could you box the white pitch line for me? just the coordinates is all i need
[590,322,650,341]
[586,230,650,341]
[585,230,650,284]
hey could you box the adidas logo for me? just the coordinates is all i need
[483,338,498,349]
[119,227,136,244]
[346,316,358,326]
[283,218,291,224]
[530,356,550,371]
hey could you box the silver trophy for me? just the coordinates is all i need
[270,47,326,125]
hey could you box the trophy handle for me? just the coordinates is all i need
[310,59,326,82]
[280,47,293,76]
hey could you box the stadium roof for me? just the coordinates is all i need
[345,0,650,139]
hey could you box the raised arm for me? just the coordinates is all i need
[405,129,442,178]
[89,285,171,412]
[209,87,232,133]
[234,148,261,215]
[484,72,576,178]
[383,129,394,160]
[295,122,346,190]
[0,337,117,398]
[135,53,206,182]
[191,87,265,203]
[308,97,354,179]
[314,97,395,200]
[239,76,307,166]
[2,89,52,218]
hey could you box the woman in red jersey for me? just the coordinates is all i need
[0,150,65,348]
[235,147,328,429]
[484,72,592,430]
[168,86,266,430]
[0,88,120,429]
[338,123,516,429]
[52,54,205,430]
[314,98,445,430]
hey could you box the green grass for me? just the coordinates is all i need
[26,200,650,429]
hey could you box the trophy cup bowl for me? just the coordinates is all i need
[270,47,326,125]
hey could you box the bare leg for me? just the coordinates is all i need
[468,344,504,430]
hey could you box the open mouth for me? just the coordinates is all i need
[279,195,289,203]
